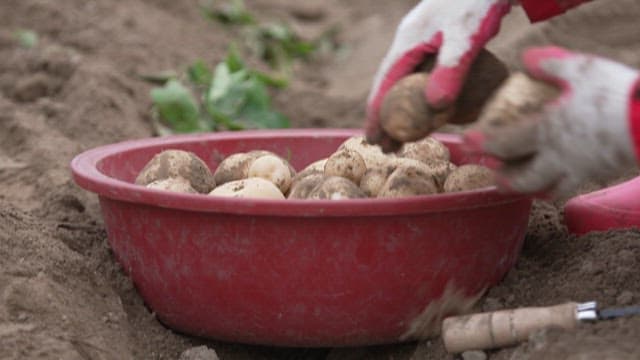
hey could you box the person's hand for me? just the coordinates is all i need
[365,0,513,151]
[466,46,640,197]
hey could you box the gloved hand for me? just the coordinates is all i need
[466,46,640,197]
[365,0,513,151]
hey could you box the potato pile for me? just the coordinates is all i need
[135,136,495,200]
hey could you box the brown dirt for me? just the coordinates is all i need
[1,0,639,359]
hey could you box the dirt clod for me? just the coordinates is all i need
[179,346,220,360]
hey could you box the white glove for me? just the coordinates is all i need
[466,46,640,197]
[365,0,513,150]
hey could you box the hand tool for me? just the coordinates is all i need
[442,301,640,353]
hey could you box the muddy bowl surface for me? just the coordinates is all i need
[71,128,532,347]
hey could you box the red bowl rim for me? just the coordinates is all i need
[70,128,529,217]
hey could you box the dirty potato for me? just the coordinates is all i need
[379,73,449,143]
[324,149,367,185]
[378,165,439,198]
[212,150,273,186]
[145,177,198,193]
[307,176,367,200]
[359,165,396,197]
[443,164,495,193]
[135,149,215,193]
[379,49,509,142]
[424,160,457,190]
[338,135,393,169]
[288,173,327,199]
[390,157,456,191]
[209,177,285,199]
[291,158,327,185]
[400,137,450,163]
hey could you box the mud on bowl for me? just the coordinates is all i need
[71,129,532,347]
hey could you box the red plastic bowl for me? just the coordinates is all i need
[564,175,640,235]
[71,129,531,347]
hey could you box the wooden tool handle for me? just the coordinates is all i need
[442,302,579,353]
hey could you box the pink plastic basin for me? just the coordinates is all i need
[71,129,532,347]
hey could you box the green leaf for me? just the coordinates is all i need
[148,45,290,134]
[150,80,203,133]
[251,70,288,88]
[225,45,245,72]
[209,62,233,101]
[204,61,289,130]
[245,22,316,73]
[201,0,255,25]
[241,106,290,129]
[187,60,213,86]
[14,29,38,49]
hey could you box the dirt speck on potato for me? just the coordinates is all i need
[135,149,215,193]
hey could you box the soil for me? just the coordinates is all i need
[1,0,639,359]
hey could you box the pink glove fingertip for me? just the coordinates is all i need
[426,64,467,109]
[522,46,574,88]
[461,130,488,155]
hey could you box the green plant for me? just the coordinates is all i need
[150,49,290,135]
[200,0,255,25]
[244,23,315,75]
[14,29,38,48]
[202,0,320,75]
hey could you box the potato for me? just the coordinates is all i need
[135,149,215,193]
[388,157,432,173]
[145,177,197,193]
[307,176,367,200]
[324,149,367,185]
[212,150,273,186]
[423,160,457,190]
[378,165,439,198]
[379,73,450,143]
[288,173,327,199]
[360,165,395,197]
[400,137,450,163]
[292,158,327,185]
[389,157,456,190]
[209,177,285,199]
[302,158,328,173]
[443,164,495,193]
[379,49,509,142]
[338,136,393,169]
[248,154,293,193]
